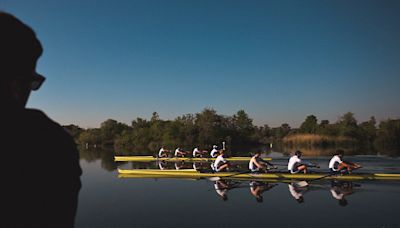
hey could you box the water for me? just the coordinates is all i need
[75,151,400,228]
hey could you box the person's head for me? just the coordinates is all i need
[295,150,302,158]
[296,196,304,204]
[336,149,344,158]
[0,12,45,108]
[221,194,228,201]
[213,145,218,149]
[254,150,262,157]
[339,198,348,207]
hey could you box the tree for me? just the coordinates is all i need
[338,112,359,138]
[299,115,318,134]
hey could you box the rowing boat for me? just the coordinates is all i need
[114,156,272,162]
[117,169,400,181]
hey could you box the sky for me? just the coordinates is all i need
[1,0,399,128]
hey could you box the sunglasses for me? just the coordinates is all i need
[30,72,46,91]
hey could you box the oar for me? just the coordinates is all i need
[294,172,337,188]
[208,170,253,181]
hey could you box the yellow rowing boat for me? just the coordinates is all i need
[117,169,400,181]
[114,156,272,162]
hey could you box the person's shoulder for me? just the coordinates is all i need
[25,108,74,139]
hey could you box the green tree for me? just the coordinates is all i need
[299,115,318,134]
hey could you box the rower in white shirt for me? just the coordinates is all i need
[288,150,309,174]
[192,147,208,158]
[174,147,189,157]
[329,150,361,174]
[158,146,170,158]
[210,145,222,158]
[249,151,276,172]
[212,150,230,172]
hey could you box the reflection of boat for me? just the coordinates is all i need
[114,156,271,162]
[117,169,400,181]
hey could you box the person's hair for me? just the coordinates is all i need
[339,198,348,207]
[295,150,302,157]
[336,149,344,156]
[0,12,42,78]
[296,196,304,203]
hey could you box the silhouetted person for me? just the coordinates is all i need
[1,12,82,228]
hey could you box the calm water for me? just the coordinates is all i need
[75,151,400,228]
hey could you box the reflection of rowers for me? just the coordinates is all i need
[214,180,231,201]
[249,181,277,203]
[174,161,192,170]
[330,181,355,207]
[158,160,167,170]
[288,183,308,203]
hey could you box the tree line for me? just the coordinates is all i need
[64,108,400,156]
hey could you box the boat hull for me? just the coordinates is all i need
[114,156,271,162]
[117,169,400,181]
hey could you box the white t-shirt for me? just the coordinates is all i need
[288,184,302,200]
[288,155,301,173]
[249,155,261,171]
[210,148,219,158]
[192,147,200,157]
[214,155,227,172]
[174,148,181,156]
[330,189,344,200]
[214,182,227,197]
[329,155,343,171]
[158,148,167,157]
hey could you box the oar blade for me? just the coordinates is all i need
[208,177,221,181]
[294,181,308,188]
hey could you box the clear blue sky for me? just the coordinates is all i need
[2,0,399,128]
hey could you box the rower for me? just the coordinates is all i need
[158,146,170,158]
[174,147,189,157]
[210,145,222,158]
[192,146,208,158]
[212,150,230,172]
[329,150,361,174]
[249,151,276,172]
[288,150,308,174]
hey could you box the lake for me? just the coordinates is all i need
[75,151,400,228]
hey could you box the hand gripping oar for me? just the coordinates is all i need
[294,166,362,188]
[208,170,253,182]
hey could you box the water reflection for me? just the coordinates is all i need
[76,150,400,228]
[329,181,356,207]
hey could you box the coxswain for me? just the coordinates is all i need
[249,151,276,172]
[329,150,361,174]
[288,150,308,174]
